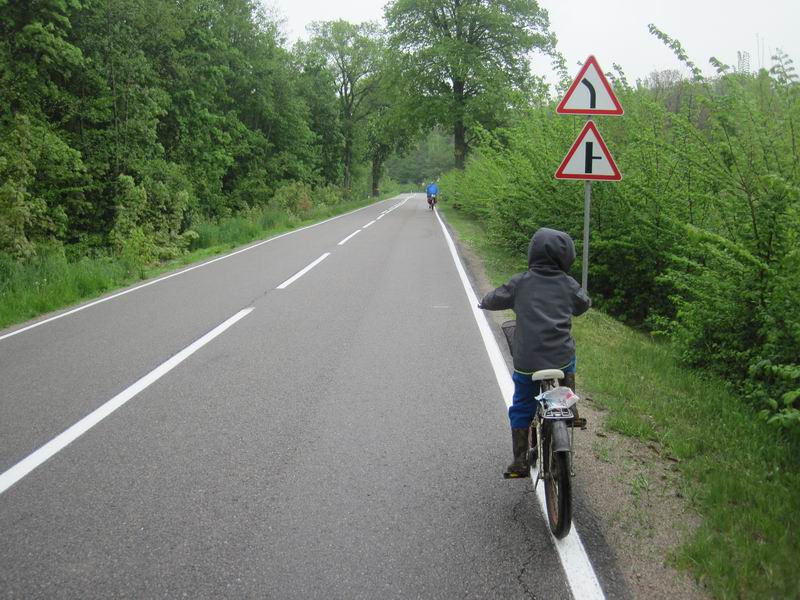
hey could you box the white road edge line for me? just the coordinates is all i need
[276,253,330,289]
[0,307,254,496]
[433,208,605,600]
[0,196,401,343]
[337,230,362,246]
[362,220,377,229]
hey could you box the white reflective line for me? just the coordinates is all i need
[0,308,254,496]
[337,230,361,246]
[0,196,400,343]
[376,214,385,220]
[434,210,605,600]
[276,253,330,289]
[534,485,606,599]
[362,220,376,229]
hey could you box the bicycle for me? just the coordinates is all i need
[501,320,585,539]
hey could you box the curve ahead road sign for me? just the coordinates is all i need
[557,55,624,116]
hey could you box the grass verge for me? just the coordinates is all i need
[0,192,396,330]
[439,203,800,599]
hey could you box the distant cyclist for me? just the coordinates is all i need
[426,181,439,209]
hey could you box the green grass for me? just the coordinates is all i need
[0,193,394,330]
[439,203,800,599]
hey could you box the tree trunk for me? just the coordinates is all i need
[371,157,382,197]
[453,79,466,169]
[343,135,353,192]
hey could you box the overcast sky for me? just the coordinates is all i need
[266,0,799,84]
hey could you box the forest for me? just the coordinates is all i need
[1,0,797,431]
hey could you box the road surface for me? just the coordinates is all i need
[0,195,626,598]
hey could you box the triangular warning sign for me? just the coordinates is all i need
[556,55,623,115]
[555,121,621,181]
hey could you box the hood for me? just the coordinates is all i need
[527,228,576,273]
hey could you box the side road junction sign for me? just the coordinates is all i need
[555,120,621,181]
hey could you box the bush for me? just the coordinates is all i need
[312,184,343,206]
[273,182,314,217]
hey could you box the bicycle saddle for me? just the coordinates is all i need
[531,369,565,381]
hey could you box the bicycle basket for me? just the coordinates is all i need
[501,320,516,356]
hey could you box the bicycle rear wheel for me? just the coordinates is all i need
[543,426,572,539]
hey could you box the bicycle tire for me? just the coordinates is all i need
[543,426,572,539]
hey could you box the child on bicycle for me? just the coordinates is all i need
[478,228,591,478]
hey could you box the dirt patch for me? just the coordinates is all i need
[450,221,708,600]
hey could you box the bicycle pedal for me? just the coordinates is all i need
[573,418,587,430]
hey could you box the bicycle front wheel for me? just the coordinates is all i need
[543,427,572,539]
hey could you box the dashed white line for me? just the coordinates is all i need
[362,220,376,229]
[276,253,331,289]
[337,230,362,246]
[433,208,605,600]
[0,308,254,496]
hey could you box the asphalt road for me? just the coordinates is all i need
[0,195,625,598]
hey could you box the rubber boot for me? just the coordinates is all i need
[504,428,531,479]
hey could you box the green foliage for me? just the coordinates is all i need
[387,128,455,184]
[0,0,380,313]
[312,184,345,206]
[0,114,87,258]
[0,245,130,327]
[273,181,314,217]
[303,20,386,191]
[751,361,800,434]
[386,0,555,167]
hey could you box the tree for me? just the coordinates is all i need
[363,53,418,196]
[293,41,345,187]
[305,20,384,191]
[385,0,554,169]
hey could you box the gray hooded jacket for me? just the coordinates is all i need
[480,228,591,373]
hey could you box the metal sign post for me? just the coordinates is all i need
[554,56,624,293]
[582,180,591,292]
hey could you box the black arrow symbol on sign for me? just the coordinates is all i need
[581,78,596,109]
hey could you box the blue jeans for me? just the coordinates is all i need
[509,357,576,429]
